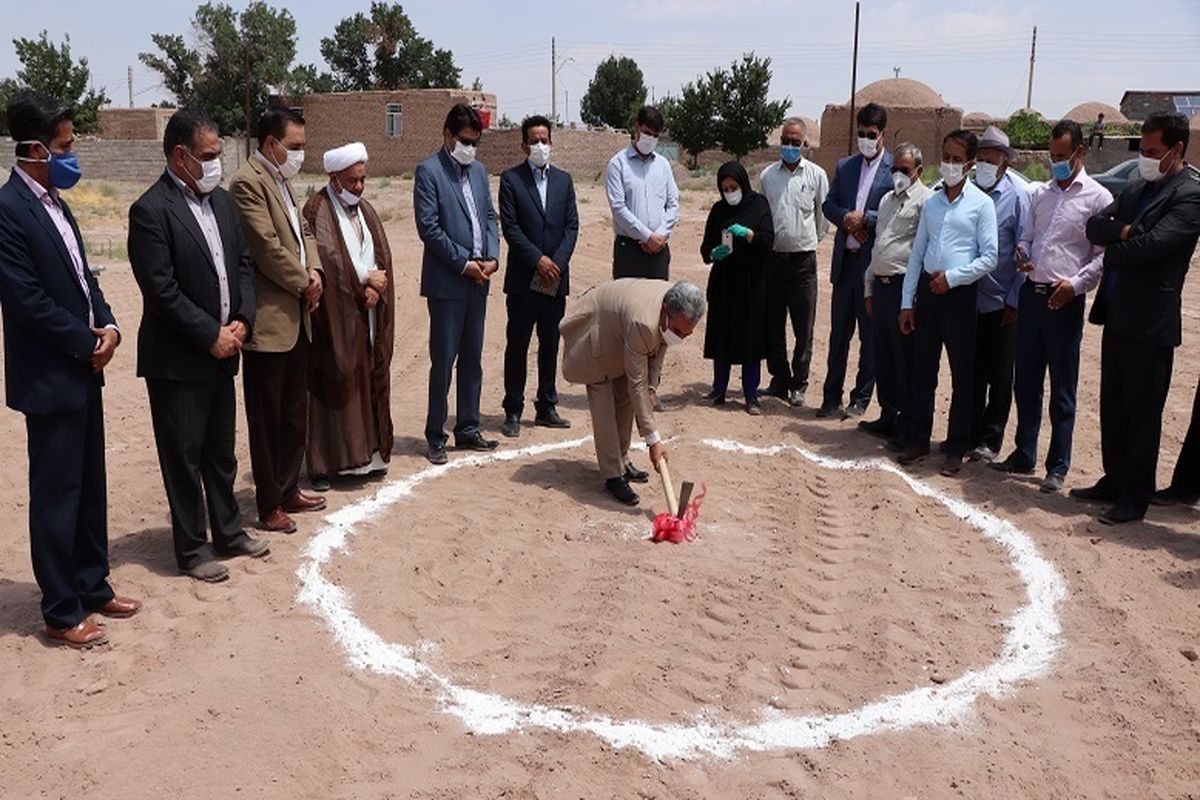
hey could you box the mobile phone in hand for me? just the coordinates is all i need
[721,229,734,250]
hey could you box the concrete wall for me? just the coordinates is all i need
[476,127,631,180]
[300,89,497,176]
[98,108,175,141]
[1,137,250,184]
[815,104,964,178]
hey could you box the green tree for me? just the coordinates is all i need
[1003,110,1053,150]
[138,33,199,106]
[320,2,462,91]
[579,55,646,129]
[710,54,788,160]
[660,78,718,168]
[7,31,109,134]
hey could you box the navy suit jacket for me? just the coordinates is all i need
[498,161,579,297]
[414,148,500,301]
[0,170,116,415]
[821,150,894,285]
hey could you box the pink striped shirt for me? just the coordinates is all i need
[1017,166,1113,295]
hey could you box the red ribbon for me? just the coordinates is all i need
[651,483,707,543]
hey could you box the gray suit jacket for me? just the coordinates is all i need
[414,148,500,301]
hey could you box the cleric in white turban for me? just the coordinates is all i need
[301,142,395,490]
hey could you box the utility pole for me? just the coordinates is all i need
[128,66,133,108]
[893,66,901,79]
[565,90,569,126]
[244,47,252,159]
[1026,26,1037,110]
[847,1,860,156]
[551,37,557,124]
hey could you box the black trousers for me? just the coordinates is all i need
[243,337,310,518]
[1165,375,1200,496]
[824,251,875,409]
[910,274,978,457]
[970,307,1018,453]
[870,275,913,440]
[612,236,670,280]
[766,250,818,394]
[147,376,250,570]
[25,379,114,629]
[1098,328,1174,512]
[503,291,566,417]
[426,291,487,449]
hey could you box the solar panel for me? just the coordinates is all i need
[1173,96,1200,115]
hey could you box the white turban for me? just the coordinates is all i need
[323,141,368,174]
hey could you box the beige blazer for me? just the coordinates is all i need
[230,156,321,353]
[561,278,668,438]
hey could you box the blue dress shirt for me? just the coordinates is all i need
[902,179,999,310]
[976,174,1030,313]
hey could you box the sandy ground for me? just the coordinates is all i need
[1,174,1198,799]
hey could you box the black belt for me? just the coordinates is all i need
[771,251,814,259]
[874,275,896,285]
[1028,281,1054,295]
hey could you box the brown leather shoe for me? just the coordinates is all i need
[281,492,326,513]
[45,618,108,649]
[95,596,142,618]
[260,507,298,533]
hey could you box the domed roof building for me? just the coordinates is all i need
[1063,101,1128,125]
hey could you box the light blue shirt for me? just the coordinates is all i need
[457,160,483,259]
[530,161,548,209]
[902,179,999,310]
[976,174,1030,313]
[605,144,680,242]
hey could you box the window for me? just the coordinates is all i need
[385,103,403,138]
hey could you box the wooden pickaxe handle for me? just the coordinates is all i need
[658,457,678,517]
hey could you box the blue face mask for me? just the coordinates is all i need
[781,145,802,165]
[1050,158,1074,182]
[16,140,83,189]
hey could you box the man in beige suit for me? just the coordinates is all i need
[561,278,706,505]
[231,107,326,533]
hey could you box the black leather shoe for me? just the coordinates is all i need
[885,436,907,453]
[898,445,930,465]
[990,452,1035,475]
[815,402,842,419]
[605,477,639,506]
[623,462,649,483]
[1150,487,1200,507]
[501,413,521,438]
[1069,481,1117,503]
[455,432,499,451]
[1099,504,1145,525]
[534,408,571,429]
[858,417,895,439]
[426,445,448,465]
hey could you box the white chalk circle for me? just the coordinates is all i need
[296,436,1067,761]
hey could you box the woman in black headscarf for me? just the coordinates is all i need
[699,161,775,414]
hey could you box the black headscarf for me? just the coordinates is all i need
[716,161,753,204]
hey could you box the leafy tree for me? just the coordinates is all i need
[1003,110,1052,150]
[320,2,462,91]
[660,78,718,168]
[6,31,109,134]
[138,33,199,106]
[710,54,788,160]
[579,55,646,129]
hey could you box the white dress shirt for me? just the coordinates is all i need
[846,154,884,251]
[605,144,680,242]
[167,168,231,324]
[252,151,307,269]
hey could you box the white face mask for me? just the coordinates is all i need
[892,171,912,195]
[451,139,476,166]
[662,326,685,347]
[939,161,965,187]
[635,133,658,156]
[526,142,550,169]
[187,150,223,194]
[333,178,361,207]
[973,161,1000,190]
[858,136,879,159]
[723,189,742,206]
[272,145,304,180]
[1138,153,1170,182]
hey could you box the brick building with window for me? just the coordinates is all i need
[299,88,497,175]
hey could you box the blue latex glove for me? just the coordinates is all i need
[711,244,731,261]
[727,223,752,239]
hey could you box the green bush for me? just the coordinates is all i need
[1003,110,1053,150]
[1023,161,1050,182]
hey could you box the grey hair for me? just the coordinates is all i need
[663,280,707,324]
[894,141,923,166]
[781,117,808,134]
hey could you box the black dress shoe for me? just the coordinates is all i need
[1069,481,1117,503]
[898,444,930,465]
[605,477,639,505]
[456,432,499,451]
[885,436,907,453]
[426,445,448,465]
[990,453,1035,475]
[1151,487,1200,507]
[501,413,521,438]
[815,402,842,419]
[858,417,895,438]
[763,384,789,400]
[623,462,649,483]
[535,408,571,428]
[1099,504,1145,525]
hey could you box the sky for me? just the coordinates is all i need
[2,0,1198,128]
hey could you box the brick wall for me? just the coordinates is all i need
[476,127,631,180]
[300,89,497,177]
[98,108,175,141]
[815,104,964,178]
[2,137,249,184]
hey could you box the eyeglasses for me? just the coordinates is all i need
[857,130,880,140]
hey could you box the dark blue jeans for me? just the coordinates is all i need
[712,360,762,401]
[1013,282,1084,476]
